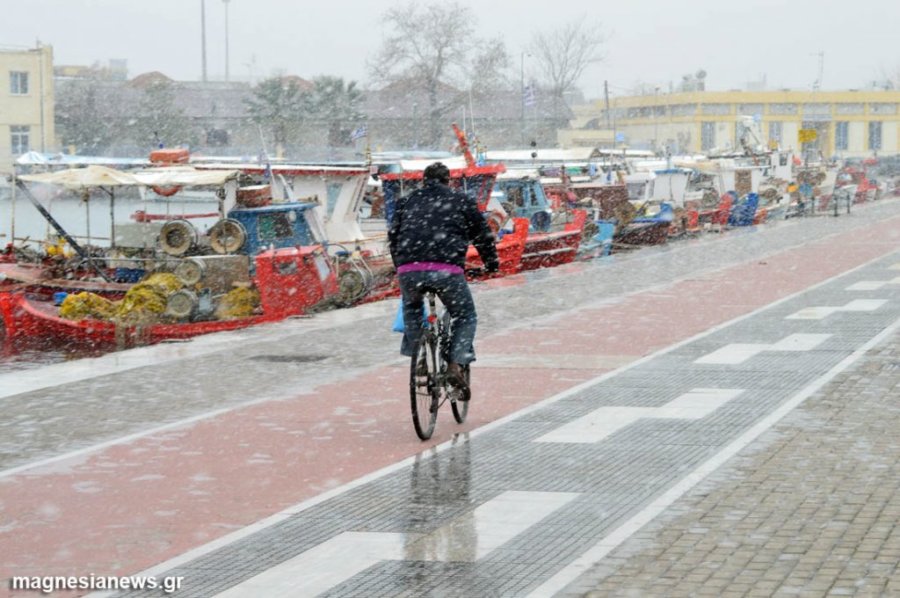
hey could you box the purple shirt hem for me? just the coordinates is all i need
[397,261,464,275]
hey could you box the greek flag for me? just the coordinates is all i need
[350,124,368,141]
[523,82,536,107]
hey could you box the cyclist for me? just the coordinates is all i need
[388,161,500,399]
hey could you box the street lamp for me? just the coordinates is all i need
[223,0,231,82]
[200,0,208,82]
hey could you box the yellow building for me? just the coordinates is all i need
[559,89,900,158]
[0,44,55,173]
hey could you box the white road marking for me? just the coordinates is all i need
[845,277,900,291]
[214,532,405,598]
[408,491,579,562]
[536,389,744,444]
[212,491,577,597]
[527,314,900,598]
[696,334,830,365]
[786,299,887,320]
[770,333,833,351]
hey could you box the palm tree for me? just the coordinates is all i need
[245,77,311,147]
[309,76,365,148]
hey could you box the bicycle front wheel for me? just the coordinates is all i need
[410,330,439,440]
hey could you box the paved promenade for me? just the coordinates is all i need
[2,200,900,596]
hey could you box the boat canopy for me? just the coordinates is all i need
[15,151,150,167]
[18,165,143,188]
[379,156,504,181]
[485,148,600,163]
[195,163,371,177]
[19,165,240,189]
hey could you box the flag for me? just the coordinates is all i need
[523,82,536,108]
[350,124,368,141]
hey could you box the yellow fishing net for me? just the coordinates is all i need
[114,273,184,325]
[215,287,260,319]
[59,273,186,325]
[59,292,117,320]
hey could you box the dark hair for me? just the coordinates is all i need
[423,161,450,184]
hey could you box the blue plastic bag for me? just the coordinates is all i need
[393,303,427,333]
[392,303,406,333]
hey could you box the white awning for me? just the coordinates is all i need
[19,165,240,189]
[18,165,142,188]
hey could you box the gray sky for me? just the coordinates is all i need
[2,0,898,99]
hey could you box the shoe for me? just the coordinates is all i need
[445,362,471,402]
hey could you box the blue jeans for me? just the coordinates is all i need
[398,271,477,365]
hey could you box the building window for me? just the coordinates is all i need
[769,103,798,115]
[869,121,882,151]
[835,122,849,151]
[10,125,29,154]
[701,122,716,151]
[869,103,897,115]
[835,103,864,115]
[768,121,783,145]
[701,103,730,116]
[802,103,830,117]
[738,104,764,117]
[9,71,29,95]
[670,104,696,116]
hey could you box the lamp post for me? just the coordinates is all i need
[653,86,660,153]
[223,0,231,82]
[201,0,208,82]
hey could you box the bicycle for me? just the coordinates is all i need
[409,292,469,440]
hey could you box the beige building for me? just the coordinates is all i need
[559,89,900,158]
[0,44,55,173]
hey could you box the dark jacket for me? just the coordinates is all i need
[388,180,500,271]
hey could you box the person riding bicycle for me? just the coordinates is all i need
[388,161,500,399]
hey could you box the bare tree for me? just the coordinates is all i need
[370,1,508,147]
[56,79,127,154]
[531,19,605,105]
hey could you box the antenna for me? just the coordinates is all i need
[812,51,824,91]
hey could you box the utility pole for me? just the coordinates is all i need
[201,0,208,82]
[520,51,526,146]
[223,0,231,82]
[603,80,611,128]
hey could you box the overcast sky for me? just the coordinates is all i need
[2,0,898,100]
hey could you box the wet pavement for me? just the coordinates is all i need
[2,200,900,596]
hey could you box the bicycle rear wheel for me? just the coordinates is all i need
[410,329,439,440]
[439,311,470,424]
[450,364,470,423]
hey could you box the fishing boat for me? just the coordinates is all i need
[490,171,587,270]
[0,165,340,350]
